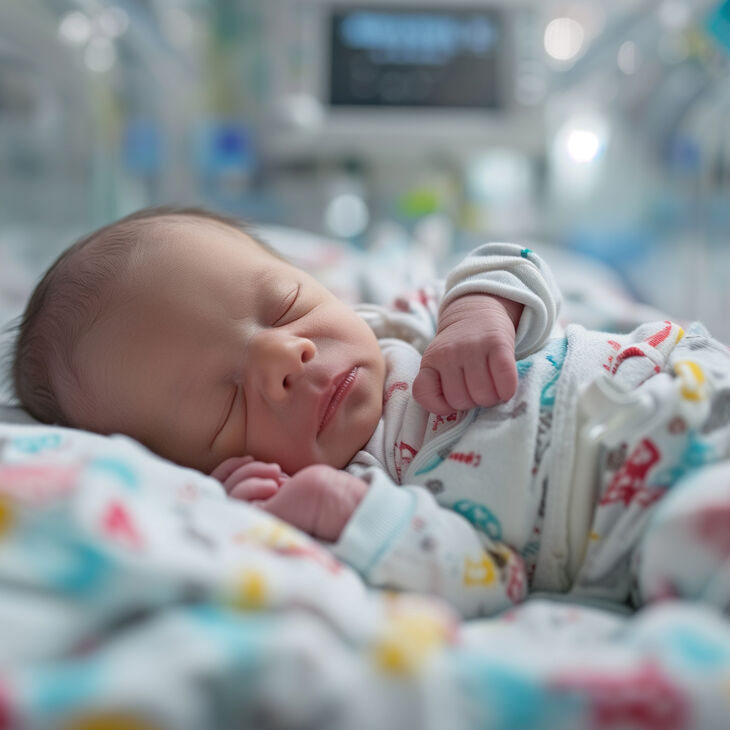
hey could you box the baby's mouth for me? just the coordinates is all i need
[318,367,358,434]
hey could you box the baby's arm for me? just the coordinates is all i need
[213,457,526,618]
[363,243,560,415]
[413,243,561,414]
[211,456,367,542]
[332,467,528,618]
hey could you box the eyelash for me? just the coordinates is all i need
[273,284,300,326]
[211,386,237,447]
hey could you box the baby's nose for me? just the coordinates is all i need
[253,330,316,401]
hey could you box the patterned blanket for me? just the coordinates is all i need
[2,423,730,729]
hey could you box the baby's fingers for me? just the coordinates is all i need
[228,478,280,503]
[413,366,452,415]
[210,455,254,483]
[487,345,519,402]
[223,461,285,493]
[461,345,518,408]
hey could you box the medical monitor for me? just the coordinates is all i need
[329,7,502,110]
[263,0,545,157]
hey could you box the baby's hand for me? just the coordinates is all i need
[210,456,288,502]
[212,458,367,542]
[413,294,523,415]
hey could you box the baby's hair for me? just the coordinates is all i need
[7,205,276,426]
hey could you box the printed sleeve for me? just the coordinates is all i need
[356,243,561,358]
[355,281,443,354]
[440,242,562,358]
[332,466,527,618]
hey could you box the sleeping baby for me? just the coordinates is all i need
[11,206,730,617]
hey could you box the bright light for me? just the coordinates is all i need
[325,193,370,239]
[58,11,92,45]
[659,0,691,29]
[280,94,325,130]
[544,17,585,61]
[84,38,117,73]
[97,7,130,38]
[551,116,610,197]
[566,130,601,163]
[617,41,639,75]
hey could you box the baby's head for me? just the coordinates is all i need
[12,206,386,474]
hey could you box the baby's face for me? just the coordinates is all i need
[68,220,386,475]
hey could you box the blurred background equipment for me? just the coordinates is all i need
[1,0,730,344]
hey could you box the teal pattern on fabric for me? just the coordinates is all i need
[452,499,502,541]
[540,338,568,409]
[191,605,271,662]
[666,626,730,671]
[89,456,140,491]
[23,520,111,596]
[455,653,569,730]
[49,540,110,596]
[520,248,533,259]
[12,433,63,454]
[32,658,103,715]
[652,430,716,488]
[517,360,533,378]
[414,454,446,475]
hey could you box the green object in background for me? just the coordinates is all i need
[398,188,441,218]
[707,0,730,54]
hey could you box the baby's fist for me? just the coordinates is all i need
[413,294,521,415]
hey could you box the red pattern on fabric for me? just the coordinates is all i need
[692,503,730,558]
[101,500,144,549]
[550,661,688,730]
[600,439,661,507]
[646,321,673,348]
[384,381,409,404]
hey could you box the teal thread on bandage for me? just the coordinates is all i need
[520,248,532,258]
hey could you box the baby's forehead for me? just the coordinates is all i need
[150,215,269,259]
[117,218,283,298]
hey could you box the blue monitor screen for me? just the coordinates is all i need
[329,6,502,109]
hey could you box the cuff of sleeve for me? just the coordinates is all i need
[440,244,560,359]
[330,472,416,577]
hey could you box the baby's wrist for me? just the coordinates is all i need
[317,470,368,542]
[441,293,522,333]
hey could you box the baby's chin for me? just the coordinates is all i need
[322,423,379,471]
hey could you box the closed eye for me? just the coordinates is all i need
[273,284,300,326]
[210,386,237,448]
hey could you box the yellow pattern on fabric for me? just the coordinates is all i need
[674,360,707,401]
[0,496,13,538]
[238,519,305,550]
[373,601,452,675]
[62,714,163,730]
[229,568,269,610]
[463,553,497,586]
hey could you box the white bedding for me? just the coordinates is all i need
[6,227,728,729]
[1,421,730,729]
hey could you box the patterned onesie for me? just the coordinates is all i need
[330,243,730,618]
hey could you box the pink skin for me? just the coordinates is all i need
[68,218,387,477]
[413,293,523,415]
[211,455,368,542]
[216,293,522,542]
